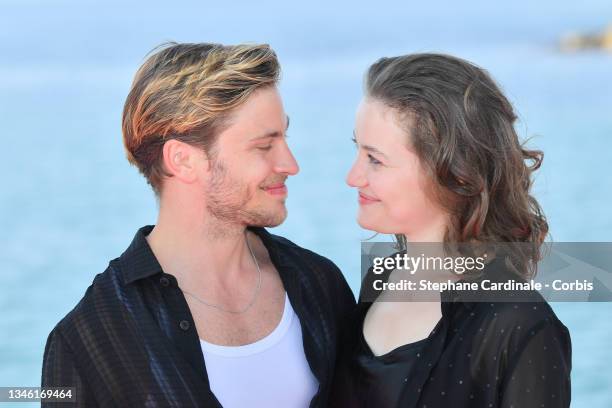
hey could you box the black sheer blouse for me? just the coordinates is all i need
[349,306,432,408]
[331,256,572,408]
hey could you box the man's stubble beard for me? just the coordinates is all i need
[205,159,287,230]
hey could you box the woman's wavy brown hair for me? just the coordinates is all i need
[122,42,280,196]
[365,53,548,277]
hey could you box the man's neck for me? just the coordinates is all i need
[145,207,258,292]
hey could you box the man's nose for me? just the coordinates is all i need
[274,141,299,176]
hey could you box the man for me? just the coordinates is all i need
[42,42,355,407]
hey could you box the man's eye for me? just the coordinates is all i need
[257,145,273,151]
[368,154,382,165]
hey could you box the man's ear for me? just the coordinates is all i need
[161,139,202,184]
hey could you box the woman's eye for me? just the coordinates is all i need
[257,145,273,151]
[368,154,382,165]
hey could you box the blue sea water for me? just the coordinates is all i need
[1,0,611,406]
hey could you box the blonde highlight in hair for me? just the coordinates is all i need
[122,42,280,195]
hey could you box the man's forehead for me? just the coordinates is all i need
[217,113,289,142]
[248,115,290,140]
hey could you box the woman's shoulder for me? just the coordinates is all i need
[468,299,571,354]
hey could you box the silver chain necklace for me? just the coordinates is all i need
[180,231,262,314]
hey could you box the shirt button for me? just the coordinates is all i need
[159,276,170,287]
[179,320,190,331]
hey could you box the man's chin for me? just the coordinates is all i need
[247,208,287,228]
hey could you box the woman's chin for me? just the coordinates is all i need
[356,217,373,231]
[356,216,395,235]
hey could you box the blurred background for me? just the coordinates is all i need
[1,0,611,406]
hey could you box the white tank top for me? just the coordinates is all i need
[200,293,319,408]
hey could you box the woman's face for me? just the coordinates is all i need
[346,98,450,242]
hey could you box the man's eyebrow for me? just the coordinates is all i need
[250,115,290,141]
[352,130,387,157]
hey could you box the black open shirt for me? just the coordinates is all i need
[42,225,356,407]
[331,256,572,408]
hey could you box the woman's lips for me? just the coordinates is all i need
[358,192,380,205]
[263,183,287,196]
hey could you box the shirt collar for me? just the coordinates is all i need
[440,255,517,311]
[361,250,516,312]
[118,225,278,285]
[118,225,163,284]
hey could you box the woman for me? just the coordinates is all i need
[331,54,571,407]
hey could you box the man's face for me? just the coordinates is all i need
[204,86,299,227]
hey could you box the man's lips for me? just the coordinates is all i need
[262,183,287,195]
[358,192,380,204]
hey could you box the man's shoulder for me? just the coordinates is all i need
[263,230,355,301]
[266,230,328,256]
[264,230,357,325]
[265,230,342,275]
[52,260,126,337]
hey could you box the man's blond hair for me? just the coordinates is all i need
[122,42,280,196]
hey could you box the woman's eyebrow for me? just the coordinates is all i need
[352,130,388,158]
